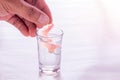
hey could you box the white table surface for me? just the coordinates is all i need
[0,0,120,80]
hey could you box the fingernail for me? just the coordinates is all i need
[38,14,49,25]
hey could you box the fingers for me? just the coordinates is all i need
[36,0,53,24]
[13,0,49,27]
[24,0,52,24]
[42,5,52,24]
[0,0,53,37]
[7,15,37,37]
[0,15,12,20]
[7,15,29,36]
[24,0,36,5]
[23,19,36,37]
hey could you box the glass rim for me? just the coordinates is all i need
[36,27,64,38]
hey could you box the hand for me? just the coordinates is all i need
[0,0,52,37]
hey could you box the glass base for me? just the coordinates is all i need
[39,68,60,76]
[39,70,61,80]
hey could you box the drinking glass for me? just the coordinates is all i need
[37,27,63,75]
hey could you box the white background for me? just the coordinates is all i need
[0,0,120,80]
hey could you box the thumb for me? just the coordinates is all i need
[12,0,50,27]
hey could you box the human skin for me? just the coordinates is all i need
[0,0,52,37]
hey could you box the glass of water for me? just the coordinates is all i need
[37,26,63,75]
